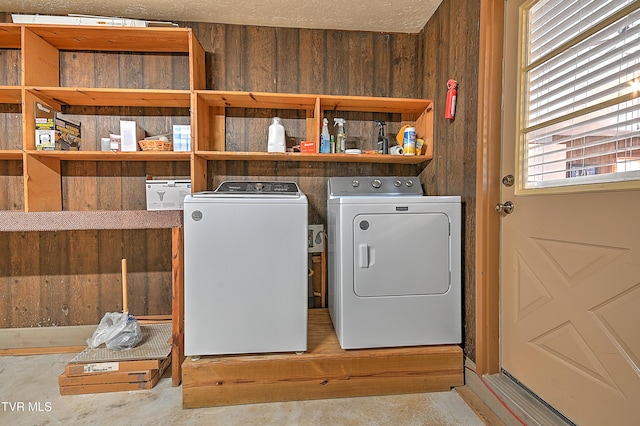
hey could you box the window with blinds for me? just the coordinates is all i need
[521,0,640,189]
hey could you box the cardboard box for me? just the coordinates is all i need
[146,176,191,210]
[172,124,191,151]
[65,358,164,376]
[120,120,145,152]
[300,140,316,153]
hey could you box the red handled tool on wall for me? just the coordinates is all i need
[445,79,458,119]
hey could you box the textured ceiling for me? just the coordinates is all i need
[2,0,442,33]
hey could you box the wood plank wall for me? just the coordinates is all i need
[419,0,481,360]
[0,2,482,363]
[0,40,23,210]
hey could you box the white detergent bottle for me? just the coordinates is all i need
[268,117,286,152]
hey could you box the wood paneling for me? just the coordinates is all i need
[0,229,173,328]
[0,43,22,158]
[419,0,481,361]
[0,160,23,210]
[0,47,20,86]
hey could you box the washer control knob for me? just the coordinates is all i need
[394,180,402,187]
[255,182,264,192]
[351,180,360,187]
[405,180,414,187]
[372,179,382,188]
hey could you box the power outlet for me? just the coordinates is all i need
[308,224,325,253]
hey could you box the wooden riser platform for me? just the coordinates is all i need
[182,309,463,408]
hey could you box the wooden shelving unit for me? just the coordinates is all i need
[1,24,434,207]
[192,89,433,191]
[0,24,204,386]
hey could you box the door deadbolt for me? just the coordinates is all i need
[502,175,515,187]
[495,201,515,215]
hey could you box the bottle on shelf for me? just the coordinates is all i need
[334,118,346,154]
[376,120,389,154]
[267,117,286,153]
[320,118,331,154]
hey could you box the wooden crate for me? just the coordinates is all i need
[182,309,463,408]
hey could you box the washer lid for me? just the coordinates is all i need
[191,181,302,198]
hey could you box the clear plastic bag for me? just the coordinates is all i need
[86,312,142,351]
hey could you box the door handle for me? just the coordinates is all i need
[358,243,369,268]
[502,174,515,187]
[495,201,515,215]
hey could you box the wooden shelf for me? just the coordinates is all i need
[195,91,432,114]
[0,150,23,160]
[0,24,21,48]
[196,151,430,164]
[0,86,22,104]
[320,94,432,114]
[26,150,191,161]
[197,90,318,110]
[27,87,191,108]
[24,25,194,52]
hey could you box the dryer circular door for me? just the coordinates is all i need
[353,212,451,297]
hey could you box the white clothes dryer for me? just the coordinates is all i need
[327,176,461,349]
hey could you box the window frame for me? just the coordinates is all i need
[514,0,640,195]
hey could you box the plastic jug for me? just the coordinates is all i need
[268,117,286,152]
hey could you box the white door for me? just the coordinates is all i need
[500,1,640,424]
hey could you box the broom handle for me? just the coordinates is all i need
[122,258,128,313]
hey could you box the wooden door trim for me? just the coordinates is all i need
[474,0,504,375]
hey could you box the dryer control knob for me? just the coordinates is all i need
[394,180,402,187]
[405,180,414,187]
[372,179,382,188]
[351,180,360,187]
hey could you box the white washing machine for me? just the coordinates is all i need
[327,176,461,349]
[184,181,308,356]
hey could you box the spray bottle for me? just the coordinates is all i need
[376,120,389,154]
[334,118,346,153]
[320,118,331,153]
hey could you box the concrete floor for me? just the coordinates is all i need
[0,354,486,425]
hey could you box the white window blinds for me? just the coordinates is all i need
[521,0,640,189]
